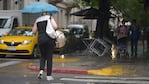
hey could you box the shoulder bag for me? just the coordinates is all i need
[46,15,56,39]
[55,30,66,48]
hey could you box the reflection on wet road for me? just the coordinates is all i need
[51,55,138,76]
[88,65,137,76]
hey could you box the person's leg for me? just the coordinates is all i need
[131,40,134,57]
[46,41,55,76]
[134,41,138,57]
[147,39,149,50]
[39,44,46,70]
[46,49,53,76]
[46,39,55,80]
[38,43,46,79]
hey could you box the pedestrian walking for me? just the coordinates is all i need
[111,19,129,60]
[144,27,149,50]
[32,12,58,81]
[129,19,140,59]
[117,19,128,45]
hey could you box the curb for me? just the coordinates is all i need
[28,65,88,75]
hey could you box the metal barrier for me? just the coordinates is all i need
[82,38,110,56]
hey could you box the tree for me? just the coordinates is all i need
[96,0,110,38]
[111,0,149,27]
[74,0,110,38]
[73,0,149,38]
[143,0,149,12]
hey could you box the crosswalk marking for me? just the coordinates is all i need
[0,61,21,68]
[74,76,149,80]
[60,77,149,84]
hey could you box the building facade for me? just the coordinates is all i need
[0,0,95,31]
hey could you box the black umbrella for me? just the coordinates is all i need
[83,15,98,19]
[71,7,115,19]
[70,7,99,16]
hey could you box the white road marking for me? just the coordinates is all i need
[74,76,149,80]
[0,61,21,68]
[51,83,64,84]
[0,58,28,61]
[60,77,149,84]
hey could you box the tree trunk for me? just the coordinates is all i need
[95,0,110,39]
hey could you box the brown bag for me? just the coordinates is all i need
[55,30,66,48]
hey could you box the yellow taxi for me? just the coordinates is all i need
[0,26,38,58]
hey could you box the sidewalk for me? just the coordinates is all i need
[28,40,149,77]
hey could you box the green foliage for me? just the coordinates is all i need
[73,0,149,27]
[111,0,149,27]
[73,0,98,9]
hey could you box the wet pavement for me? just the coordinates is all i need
[29,40,149,77]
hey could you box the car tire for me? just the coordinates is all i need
[31,46,38,58]
[0,54,6,58]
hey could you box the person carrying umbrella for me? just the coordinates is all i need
[32,11,58,81]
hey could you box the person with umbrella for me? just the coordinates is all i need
[23,2,59,81]
[32,11,58,81]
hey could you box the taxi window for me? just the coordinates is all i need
[8,28,33,36]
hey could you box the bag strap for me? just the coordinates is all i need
[49,14,52,20]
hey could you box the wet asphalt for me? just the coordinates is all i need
[25,40,149,77]
[1,40,149,84]
[29,48,149,77]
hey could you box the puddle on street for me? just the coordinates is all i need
[53,55,79,63]
[88,65,137,76]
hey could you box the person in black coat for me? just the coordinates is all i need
[32,12,58,81]
[129,19,141,59]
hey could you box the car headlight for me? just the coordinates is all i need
[0,40,4,44]
[22,40,32,45]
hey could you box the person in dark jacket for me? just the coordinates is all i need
[129,19,140,59]
[32,12,57,81]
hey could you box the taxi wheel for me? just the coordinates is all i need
[0,54,6,58]
[31,46,38,58]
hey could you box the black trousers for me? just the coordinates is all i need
[38,37,55,76]
[131,40,138,57]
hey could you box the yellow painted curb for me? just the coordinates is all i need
[88,65,137,76]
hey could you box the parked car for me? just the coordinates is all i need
[65,24,89,51]
[67,24,89,38]
[0,26,38,58]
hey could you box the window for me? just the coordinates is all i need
[12,18,18,29]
